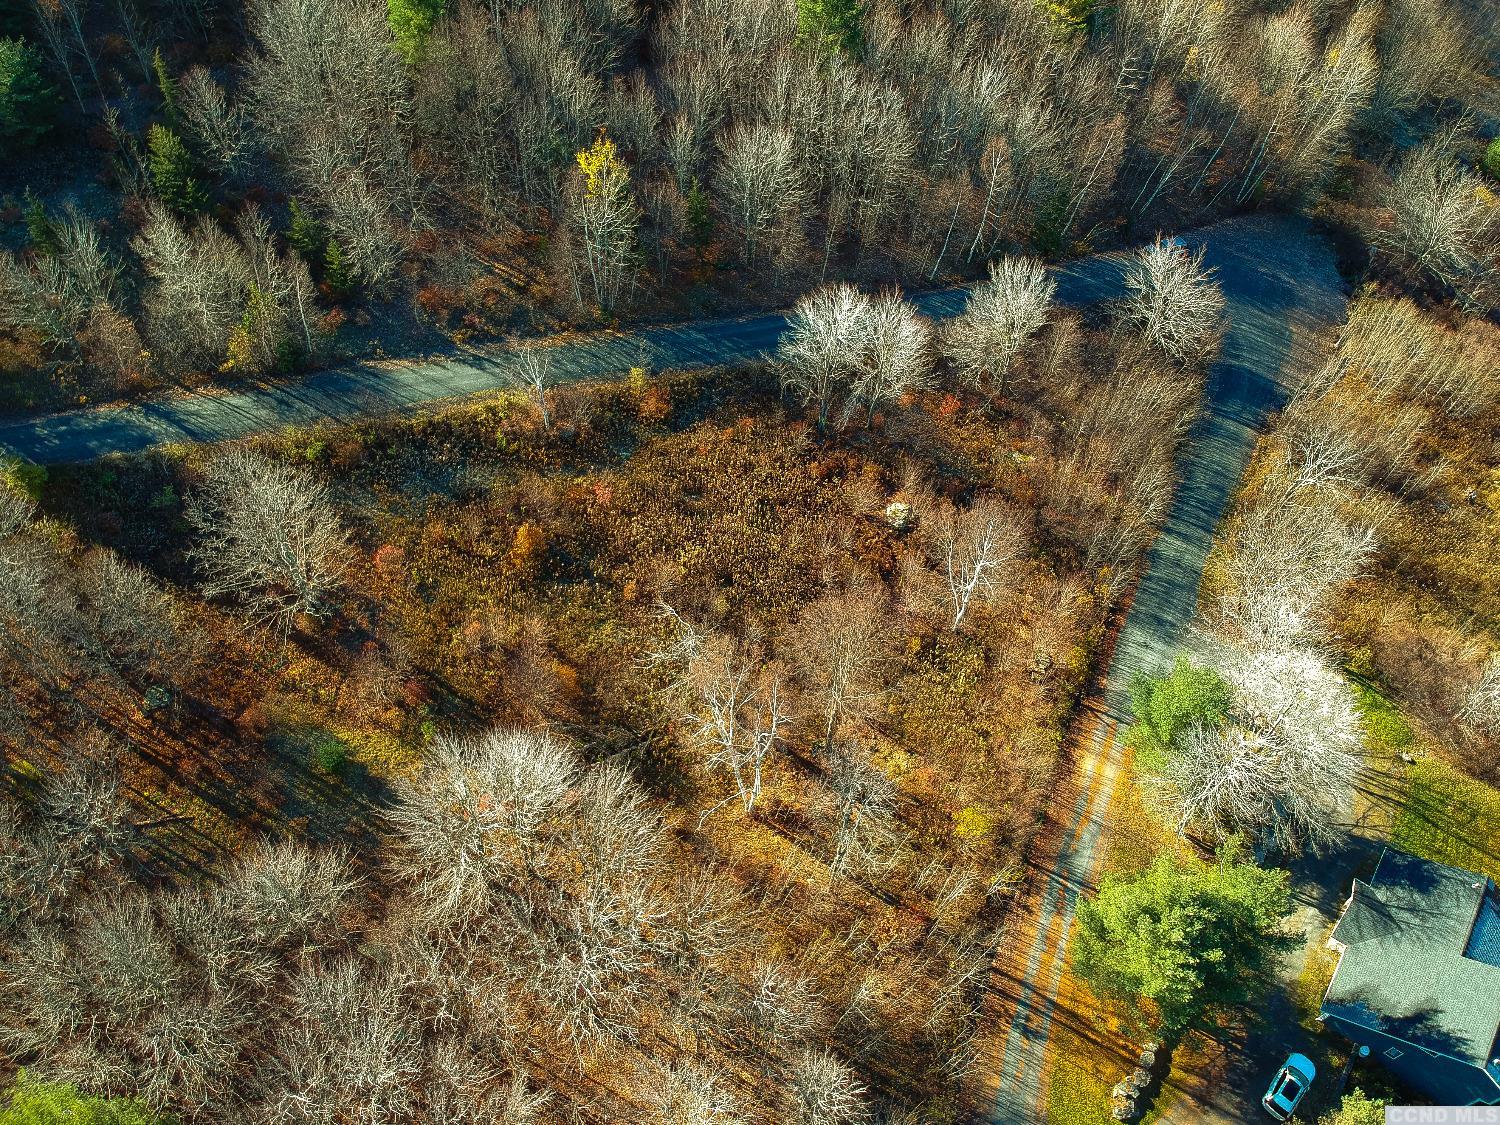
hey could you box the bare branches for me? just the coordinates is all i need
[943,256,1055,399]
[185,449,348,633]
[1459,655,1500,738]
[928,496,1027,629]
[825,744,897,880]
[178,67,251,184]
[1116,237,1225,364]
[639,1057,741,1125]
[504,346,559,429]
[838,292,933,429]
[777,285,932,430]
[385,728,577,928]
[791,586,889,753]
[716,123,807,269]
[788,1049,868,1125]
[1374,127,1500,311]
[658,623,787,819]
[1151,641,1363,853]
[777,282,872,431]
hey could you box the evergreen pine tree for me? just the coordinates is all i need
[287,199,326,262]
[323,238,354,297]
[685,178,713,254]
[151,48,179,125]
[148,123,208,212]
[23,192,60,255]
[0,37,58,147]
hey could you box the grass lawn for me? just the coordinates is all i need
[1350,674,1416,760]
[1392,755,1500,881]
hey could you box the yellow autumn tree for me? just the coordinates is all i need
[567,131,639,315]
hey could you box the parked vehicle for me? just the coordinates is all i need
[1262,1053,1316,1119]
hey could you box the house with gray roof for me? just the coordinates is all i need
[1319,849,1500,1105]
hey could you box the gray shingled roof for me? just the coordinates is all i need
[1323,850,1500,1069]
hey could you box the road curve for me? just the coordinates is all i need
[987,214,1346,1123]
[8,214,1300,466]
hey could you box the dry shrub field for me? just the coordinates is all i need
[1,309,1201,1121]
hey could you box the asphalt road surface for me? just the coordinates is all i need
[3,214,1288,466]
[987,213,1347,1123]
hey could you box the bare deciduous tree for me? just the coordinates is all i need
[79,550,196,680]
[1460,654,1500,737]
[839,292,933,428]
[744,957,824,1045]
[565,133,640,314]
[257,959,422,1125]
[386,727,577,926]
[1212,485,1376,650]
[1116,237,1225,364]
[1374,127,1500,311]
[791,586,889,752]
[640,1057,741,1125]
[186,449,347,632]
[1152,641,1363,853]
[660,621,788,821]
[825,744,898,879]
[789,1049,868,1125]
[716,123,806,269]
[944,256,1055,399]
[777,283,871,431]
[504,346,560,429]
[179,67,251,184]
[928,496,1027,629]
[133,203,252,373]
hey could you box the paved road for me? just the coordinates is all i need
[3,217,1278,466]
[987,214,1347,1123]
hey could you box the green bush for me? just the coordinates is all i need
[1483,137,1500,182]
[0,1071,162,1125]
[2,457,47,501]
[1318,1088,1386,1125]
[0,38,58,148]
[311,731,347,774]
[387,0,446,63]
[796,0,862,57]
[1126,658,1232,768]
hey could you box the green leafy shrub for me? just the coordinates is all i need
[1483,137,1500,182]
[310,731,348,774]
[1318,1089,1385,1125]
[24,191,60,253]
[152,48,178,123]
[2,457,47,501]
[287,198,326,262]
[387,0,446,63]
[1126,658,1232,768]
[796,0,862,57]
